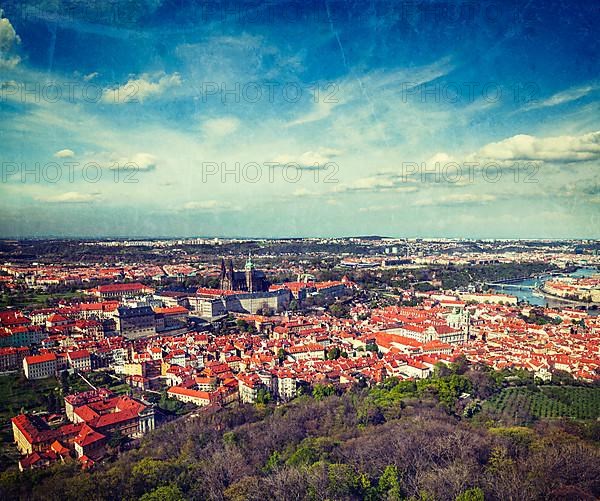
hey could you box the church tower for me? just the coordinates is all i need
[219,257,235,290]
[219,257,227,290]
[228,259,235,288]
[245,253,255,292]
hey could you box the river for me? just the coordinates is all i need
[490,267,599,309]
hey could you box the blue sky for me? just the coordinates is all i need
[0,0,599,238]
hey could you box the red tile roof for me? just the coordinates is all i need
[25,353,57,365]
[96,283,148,293]
[74,424,106,447]
[68,350,91,360]
[168,386,212,400]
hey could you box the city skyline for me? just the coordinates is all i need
[1,2,599,493]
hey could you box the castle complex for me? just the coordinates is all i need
[219,255,269,293]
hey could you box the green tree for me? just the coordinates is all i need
[60,370,69,394]
[449,355,470,375]
[327,463,363,499]
[263,450,282,473]
[327,346,341,360]
[456,488,484,501]
[108,430,125,449]
[329,303,349,318]
[378,465,403,500]
[139,484,184,501]
[223,431,238,446]
[236,319,249,332]
[131,458,178,495]
[365,343,378,353]
[286,444,320,466]
[256,388,271,404]
[312,383,335,401]
[277,348,287,364]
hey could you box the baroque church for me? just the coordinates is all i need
[219,255,269,292]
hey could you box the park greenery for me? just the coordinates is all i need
[483,386,600,421]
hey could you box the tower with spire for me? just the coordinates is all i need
[218,254,269,292]
[219,257,236,291]
[245,253,255,292]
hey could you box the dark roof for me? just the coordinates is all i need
[232,270,266,279]
[117,306,154,318]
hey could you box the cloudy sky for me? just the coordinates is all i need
[0,0,598,238]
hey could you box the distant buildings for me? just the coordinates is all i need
[457,292,518,305]
[23,353,57,379]
[12,413,81,457]
[543,276,600,303]
[288,343,326,361]
[0,318,45,347]
[237,372,268,403]
[269,277,353,300]
[166,386,213,406]
[0,346,30,371]
[67,350,91,372]
[188,288,291,317]
[90,282,154,300]
[114,306,156,339]
[1,250,599,471]
[67,390,155,438]
[272,370,297,401]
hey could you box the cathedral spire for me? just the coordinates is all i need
[245,252,254,270]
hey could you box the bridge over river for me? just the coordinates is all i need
[485,282,537,290]
[484,275,547,290]
[484,268,598,311]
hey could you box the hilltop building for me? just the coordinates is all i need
[219,256,269,293]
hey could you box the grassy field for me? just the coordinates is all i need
[0,374,60,427]
[0,291,85,309]
[0,375,62,472]
[70,371,130,396]
[483,385,600,421]
[0,371,130,425]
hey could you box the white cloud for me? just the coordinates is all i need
[286,56,454,128]
[110,152,158,171]
[524,83,599,111]
[395,186,419,193]
[202,117,240,137]
[415,193,496,206]
[37,192,100,204]
[271,149,341,167]
[0,12,21,69]
[54,149,75,158]
[102,72,182,104]
[558,178,600,200]
[292,188,315,198]
[358,205,394,213]
[319,147,343,157]
[476,130,600,163]
[129,153,158,171]
[349,176,395,191]
[183,200,236,211]
[336,174,418,193]
[287,100,340,127]
[176,34,303,86]
[428,152,455,164]
[84,72,99,82]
